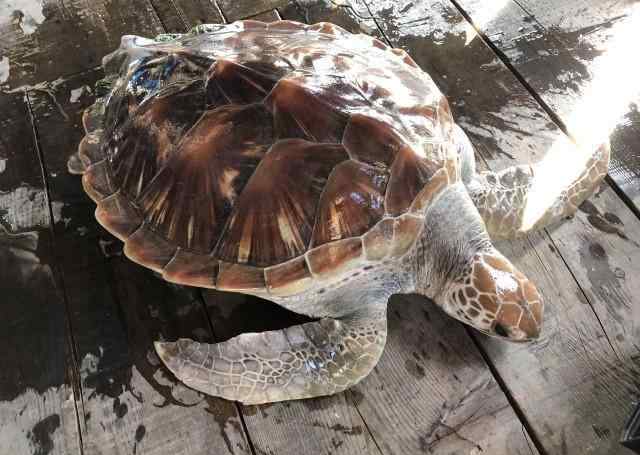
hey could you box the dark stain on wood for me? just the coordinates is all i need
[0,92,50,233]
[135,424,146,442]
[113,397,128,418]
[205,397,243,454]
[348,387,365,406]
[302,397,335,413]
[0,232,68,401]
[494,20,614,94]
[217,0,288,22]
[592,424,612,440]
[132,424,146,454]
[404,358,426,379]
[364,0,550,165]
[148,0,224,32]
[453,0,640,213]
[579,238,626,315]
[28,414,61,455]
[311,421,364,436]
[579,200,633,242]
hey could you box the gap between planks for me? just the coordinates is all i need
[24,86,87,455]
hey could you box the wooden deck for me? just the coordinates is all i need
[0,1,638,454]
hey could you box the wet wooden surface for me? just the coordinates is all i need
[451,0,640,211]
[0,1,638,455]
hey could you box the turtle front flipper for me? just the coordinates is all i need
[155,306,387,404]
[463,132,610,239]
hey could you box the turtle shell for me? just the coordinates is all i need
[74,20,459,296]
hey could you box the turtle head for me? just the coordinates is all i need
[414,183,543,341]
[437,249,544,341]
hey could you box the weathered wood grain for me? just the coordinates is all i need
[361,0,639,453]
[354,296,540,455]
[445,0,640,358]
[278,0,378,34]
[148,0,224,33]
[0,231,82,455]
[246,9,281,22]
[0,84,81,454]
[3,1,637,454]
[488,228,638,455]
[217,0,289,22]
[0,92,50,233]
[28,62,252,455]
[547,189,640,359]
[0,0,163,89]
[451,0,640,212]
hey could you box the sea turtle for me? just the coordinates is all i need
[68,20,610,404]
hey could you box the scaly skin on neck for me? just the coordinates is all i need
[411,182,492,299]
[407,182,544,341]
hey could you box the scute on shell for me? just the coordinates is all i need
[72,20,456,297]
[138,103,273,253]
[216,139,349,267]
[265,73,370,143]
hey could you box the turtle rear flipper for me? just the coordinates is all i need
[464,131,610,238]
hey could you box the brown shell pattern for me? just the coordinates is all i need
[77,21,457,295]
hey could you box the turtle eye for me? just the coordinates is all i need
[494,323,509,338]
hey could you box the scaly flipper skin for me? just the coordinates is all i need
[455,126,610,238]
[155,306,387,404]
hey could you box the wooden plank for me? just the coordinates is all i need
[278,0,379,33]
[443,0,640,355]
[216,0,289,22]
[0,89,81,453]
[450,0,640,212]
[0,231,82,455]
[28,63,252,455]
[444,0,640,443]
[0,92,50,233]
[0,0,163,89]
[148,0,224,33]
[246,9,281,22]
[354,296,540,455]
[361,0,640,453]
[545,188,640,360]
[272,3,541,454]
